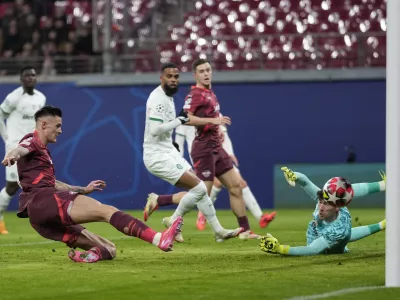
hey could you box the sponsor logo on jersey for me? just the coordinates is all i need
[22,115,34,120]
[176,164,183,169]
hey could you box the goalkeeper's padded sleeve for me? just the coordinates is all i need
[284,237,330,256]
[352,182,384,198]
[294,172,321,202]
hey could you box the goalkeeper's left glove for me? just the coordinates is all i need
[378,169,386,191]
[259,234,290,255]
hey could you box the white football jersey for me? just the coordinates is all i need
[1,87,46,148]
[143,85,177,154]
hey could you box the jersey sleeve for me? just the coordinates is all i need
[183,92,203,114]
[0,92,19,114]
[147,95,167,123]
[18,136,39,153]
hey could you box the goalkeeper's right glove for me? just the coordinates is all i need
[378,169,386,183]
[259,234,290,255]
[281,166,297,187]
[177,109,189,124]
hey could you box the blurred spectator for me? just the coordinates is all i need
[0,0,96,74]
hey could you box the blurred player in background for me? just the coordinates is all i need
[0,66,46,234]
[259,167,386,256]
[2,105,183,263]
[143,63,243,243]
[174,124,276,230]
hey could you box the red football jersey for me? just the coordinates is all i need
[183,86,222,152]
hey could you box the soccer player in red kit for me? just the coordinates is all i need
[2,106,183,263]
[184,59,259,239]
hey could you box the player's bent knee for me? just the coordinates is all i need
[190,181,208,201]
[239,179,248,189]
[99,204,119,222]
[228,181,242,197]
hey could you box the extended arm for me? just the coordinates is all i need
[148,118,182,136]
[55,179,106,195]
[55,180,87,194]
[260,235,330,256]
[186,112,231,126]
[2,145,30,166]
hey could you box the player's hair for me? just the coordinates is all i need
[34,105,62,121]
[317,190,323,200]
[20,66,35,75]
[192,58,210,72]
[160,62,178,73]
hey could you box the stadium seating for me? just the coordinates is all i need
[152,0,387,72]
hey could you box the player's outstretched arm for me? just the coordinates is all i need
[148,109,189,136]
[259,235,329,256]
[351,170,386,198]
[2,145,29,166]
[281,167,320,201]
[186,112,231,126]
[55,180,106,195]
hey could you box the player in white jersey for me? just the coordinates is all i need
[174,124,276,230]
[143,62,243,243]
[0,66,46,234]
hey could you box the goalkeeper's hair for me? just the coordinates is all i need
[316,190,323,200]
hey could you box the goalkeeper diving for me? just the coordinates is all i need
[260,167,386,256]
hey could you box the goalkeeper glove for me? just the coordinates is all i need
[172,141,180,152]
[378,169,386,183]
[281,166,297,187]
[177,109,190,124]
[259,234,290,255]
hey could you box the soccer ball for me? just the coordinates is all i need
[322,177,354,207]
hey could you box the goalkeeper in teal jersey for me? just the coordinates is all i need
[259,167,386,256]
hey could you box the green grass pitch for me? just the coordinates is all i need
[0,209,396,300]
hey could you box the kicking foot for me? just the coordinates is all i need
[238,230,261,240]
[144,193,159,221]
[162,216,184,243]
[281,166,297,187]
[259,212,277,229]
[0,220,8,235]
[196,211,207,231]
[215,227,244,243]
[68,249,100,263]
[158,216,184,252]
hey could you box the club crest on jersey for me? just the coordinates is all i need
[202,170,211,178]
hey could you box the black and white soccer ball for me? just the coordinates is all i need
[322,177,354,207]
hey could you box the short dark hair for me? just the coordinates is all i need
[161,62,178,73]
[34,105,62,121]
[20,66,35,75]
[192,58,210,72]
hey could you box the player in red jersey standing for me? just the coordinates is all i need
[2,106,183,263]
